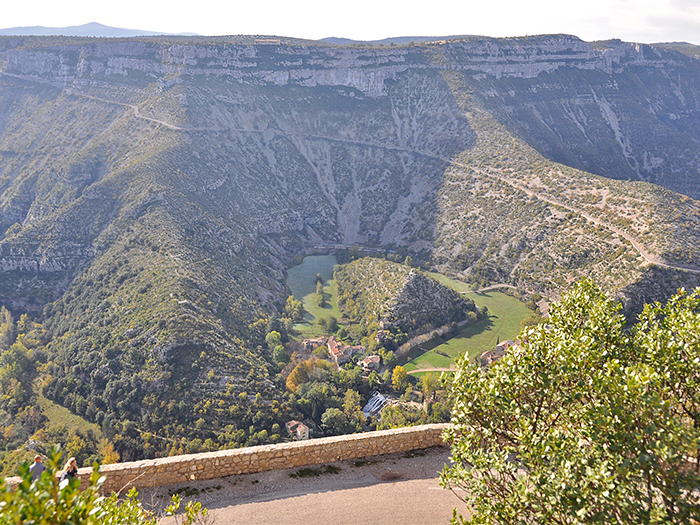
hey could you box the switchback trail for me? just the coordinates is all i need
[461,284,518,293]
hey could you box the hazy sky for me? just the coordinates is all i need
[2,0,699,44]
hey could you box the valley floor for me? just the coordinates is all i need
[145,446,469,525]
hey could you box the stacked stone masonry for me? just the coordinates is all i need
[6,424,449,493]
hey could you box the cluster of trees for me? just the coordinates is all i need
[283,357,368,434]
[376,368,452,430]
[442,280,700,524]
[0,307,123,476]
[283,295,304,324]
[0,308,47,445]
[279,337,453,437]
[0,297,303,468]
[315,273,327,307]
[0,246,459,476]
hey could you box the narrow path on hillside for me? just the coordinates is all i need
[407,367,455,375]
[12,77,698,276]
[63,89,192,131]
[465,167,700,274]
[461,284,517,294]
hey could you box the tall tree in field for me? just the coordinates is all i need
[422,372,439,402]
[392,365,409,393]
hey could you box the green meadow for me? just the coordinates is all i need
[37,386,102,439]
[286,255,340,337]
[404,275,531,374]
[286,257,532,364]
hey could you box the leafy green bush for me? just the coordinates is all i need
[442,280,700,524]
[0,447,207,525]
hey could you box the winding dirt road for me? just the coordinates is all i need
[6,73,697,276]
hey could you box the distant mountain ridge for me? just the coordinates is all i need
[0,22,198,38]
[320,35,481,46]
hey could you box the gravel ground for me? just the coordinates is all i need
[140,446,470,525]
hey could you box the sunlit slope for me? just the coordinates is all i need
[422,69,700,303]
[0,36,698,445]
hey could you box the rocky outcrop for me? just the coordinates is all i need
[442,36,680,78]
[2,36,689,93]
[335,258,476,334]
[3,35,698,200]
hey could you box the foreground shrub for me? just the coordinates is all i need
[442,280,700,524]
[0,447,207,524]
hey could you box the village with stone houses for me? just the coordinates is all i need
[284,335,390,441]
[283,334,518,442]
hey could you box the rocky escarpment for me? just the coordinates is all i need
[3,35,699,199]
[2,35,687,91]
[334,258,476,334]
[440,36,685,78]
[448,38,700,198]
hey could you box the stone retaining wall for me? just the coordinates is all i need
[7,424,448,494]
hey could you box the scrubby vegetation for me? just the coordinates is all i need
[335,257,477,336]
[0,447,208,524]
[443,280,700,524]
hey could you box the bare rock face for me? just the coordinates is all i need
[0,35,698,302]
[4,35,698,200]
[2,36,682,91]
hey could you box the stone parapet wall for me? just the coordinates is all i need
[6,424,449,494]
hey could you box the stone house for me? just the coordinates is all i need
[301,337,327,352]
[285,420,311,440]
[376,329,390,345]
[360,355,381,372]
[327,336,363,366]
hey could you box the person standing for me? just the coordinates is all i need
[59,457,78,482]
[29,455,45,481]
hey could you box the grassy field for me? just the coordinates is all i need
[404,276,531,374]
[286,255,340,337]
[427,272,474,292]
[36,386,102,438]
[286,258,531,360]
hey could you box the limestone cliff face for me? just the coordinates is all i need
[0,34,697,324]
[441,36,681,78]
[4,35,698,202]
[445,38,700,197]
[4,41,414,97]
[3,35,685,88]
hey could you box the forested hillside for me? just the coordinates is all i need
[0,34,698,464]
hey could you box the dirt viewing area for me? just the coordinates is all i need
[142,446,470,525]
